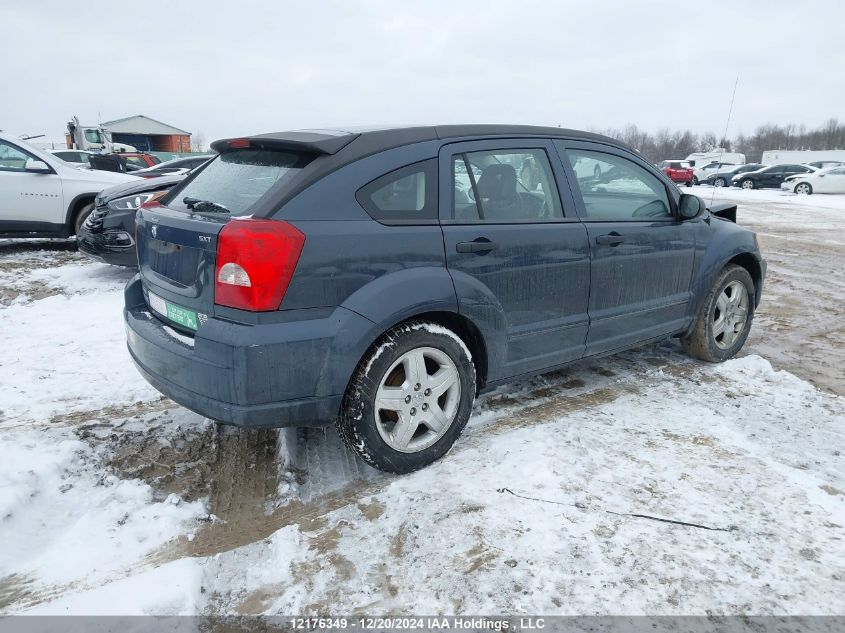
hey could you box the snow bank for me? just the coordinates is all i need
[0,428,206,591]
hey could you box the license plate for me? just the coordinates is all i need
[148,291,198,331]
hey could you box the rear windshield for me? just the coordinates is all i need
[164,149,312,216]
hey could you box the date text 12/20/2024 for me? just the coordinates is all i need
[289,617,546,630]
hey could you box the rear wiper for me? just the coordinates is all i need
[183,197,230,213]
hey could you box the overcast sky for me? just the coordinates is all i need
[3,0,843,146]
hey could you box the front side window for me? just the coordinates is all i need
[452,149,562,222]
[0,140,32,171]
[356,159,436,223]
[567,150,672,220]
[165,149,313,216]
[84,129,102,144]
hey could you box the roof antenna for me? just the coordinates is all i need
[712,76,739,206]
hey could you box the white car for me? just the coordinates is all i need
[48,149,95,168]
[692,160,737,185]
[781,166,845,195]
[1,133,139,238]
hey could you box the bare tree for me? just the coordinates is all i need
[192,132,207,153]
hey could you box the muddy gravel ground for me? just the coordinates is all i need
[0,189,843,614]
[736,197,845,397]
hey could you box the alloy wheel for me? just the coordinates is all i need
[712,281,749,350]
[795,183,811,195]
[374,347,462,453]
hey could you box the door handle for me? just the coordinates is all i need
[456,239,498,254]
[595,233,625,246]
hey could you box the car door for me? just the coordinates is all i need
[817,167,845,193]
[439,139,591,380]
[0,139,64,234]
[757,166,780,187]
[556,141,697,355]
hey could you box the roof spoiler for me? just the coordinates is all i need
[211,131,359,156]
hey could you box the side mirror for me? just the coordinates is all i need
[678,193,704,220]
[25,159,51,174]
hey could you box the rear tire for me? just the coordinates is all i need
[692,176,699,185]
[686,180,693,187]
[337,321,476,474]
[72,202,95,236]
[681,264,755,363]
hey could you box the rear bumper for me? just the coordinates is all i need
[123,275,373,428]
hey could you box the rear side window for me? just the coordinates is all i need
[125,156,148,168]
[165,149,314,216]
[356,159,437,223]
[452,149,562,222]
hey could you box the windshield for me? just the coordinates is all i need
[164,149,313,216]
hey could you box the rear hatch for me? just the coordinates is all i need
[136,139,331,331]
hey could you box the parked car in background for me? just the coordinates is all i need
[0,132,138,237]
[701,163,767,188]
[132,155,214,178]
[119,152,161,171]
[732,164,817,189]
[49,149,94,168]
[692,160,736,185]
[659,160,694,186]
[806,160,845,170]
[781,166,845,195]
[77,173,185,266]
[124,125,765,474]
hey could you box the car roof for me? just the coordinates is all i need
[211,124,622,158]
[209,125,642,218]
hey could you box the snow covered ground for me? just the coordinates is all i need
[0,188,844,616]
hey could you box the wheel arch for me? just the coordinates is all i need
[727,252,763,306]
[64,192,97,234]
[345,309,490,398]
[684,244,764,339]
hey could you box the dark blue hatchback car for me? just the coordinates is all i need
[124,125,765,473]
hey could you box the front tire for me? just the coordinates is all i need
[72,202,95,236]
[740,179,755,190]
[714,177,727,187]
[337,321,476,474]
[681,264,755,363]
[794,182,812,195]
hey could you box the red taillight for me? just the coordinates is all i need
[228,138,251,149]
[214,219,305,311]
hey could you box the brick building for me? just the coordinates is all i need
[101,115,192,153]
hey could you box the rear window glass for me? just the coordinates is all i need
[356,159,437,223]
[165,149,313,216]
